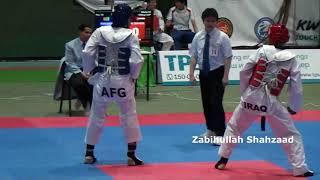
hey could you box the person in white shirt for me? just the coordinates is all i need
[189,8,232,140]
[166,0,198,50]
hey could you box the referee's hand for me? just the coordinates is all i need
[222,76,229,87]
[189,74,196,86]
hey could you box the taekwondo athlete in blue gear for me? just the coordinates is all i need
[82,3,144,166]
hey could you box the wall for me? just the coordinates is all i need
[0,0,94,58]
[188,0,320,47]
[0,0,175,58]
[157,0,174,20]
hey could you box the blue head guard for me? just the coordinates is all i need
[112,4,133,28]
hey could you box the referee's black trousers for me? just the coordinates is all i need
[199,66,226,136]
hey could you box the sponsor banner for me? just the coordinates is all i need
[187,0,320,47]
[159,49,320,86]
[158,51,199,86]
[295,0,320,46]
[291,49,320,81]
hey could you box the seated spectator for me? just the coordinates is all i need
[166,0,198,50]
[145,0,174,51]
[64,24,93,115]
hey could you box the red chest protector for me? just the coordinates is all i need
[249,57,290,96]
[270,68,290,96]
[249,57,268,87]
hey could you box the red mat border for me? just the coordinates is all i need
[97,160,305,180]
[0,110,319,128]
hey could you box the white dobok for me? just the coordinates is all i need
[82,26,144,145]
[218,45,312,176]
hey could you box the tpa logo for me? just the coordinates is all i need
[254,17,274,40]
[164,55,191,71]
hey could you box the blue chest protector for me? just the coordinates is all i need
[93,45,131,75]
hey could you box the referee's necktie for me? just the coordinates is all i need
[202,33,210,75]
[82,42,86,50]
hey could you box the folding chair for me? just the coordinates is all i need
[53,59,78,116]
[59,75,72,116]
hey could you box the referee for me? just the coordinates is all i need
[189,8,233,140]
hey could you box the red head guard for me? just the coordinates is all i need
[268,24,289,45]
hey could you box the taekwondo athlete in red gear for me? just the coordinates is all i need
[214,24,314,177]
[82,3,144,166]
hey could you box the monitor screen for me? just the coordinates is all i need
[94,10,112,28]
[94,9,153,45]
[131,10,153,45]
